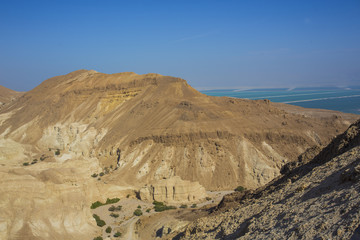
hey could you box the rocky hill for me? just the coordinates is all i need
[0,70,357,190]
[0,85,23,107]
[0,70,358,239]
[169,119,360,239]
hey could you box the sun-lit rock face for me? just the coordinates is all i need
[139,176,207,203]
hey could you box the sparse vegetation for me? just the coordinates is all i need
[153,201,176,212]
[146,208,151,213]
[180,204,188,208]
[90,198,120,209]
[191,204,197,208]
[234,186,246,192]
[137,205,141,209]
[206,197,212,201]
[110,213,119,218]
[134,209,143,216]
[92,214,106,227]
[91,173,98,178]
[93,237,103,240]
[40,156,46,161]
[99,172,104,177]
[114,232,122,237]
[55,149,60,155]
[105,226,112,233]
[126,194,130,198]
[23,162,29,166]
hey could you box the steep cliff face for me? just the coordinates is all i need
[169,120,360,240]
[139,176,207,203]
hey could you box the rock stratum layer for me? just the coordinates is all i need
[139,176,207,203]
[0,70,358,239]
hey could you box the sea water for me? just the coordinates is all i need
[200,88,360,115]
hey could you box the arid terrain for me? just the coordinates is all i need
[0,70,358,240]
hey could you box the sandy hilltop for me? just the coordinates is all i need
[0,70,359,240]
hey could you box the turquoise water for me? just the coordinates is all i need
[200,88,360,115]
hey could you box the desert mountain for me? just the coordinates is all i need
[0,70,357,190]
[167,119,360,239]
[0,70,358,239]
[0,85,23,107]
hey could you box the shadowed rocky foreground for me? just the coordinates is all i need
[163,120,360,239]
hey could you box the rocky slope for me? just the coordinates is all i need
[169,119,360,240]
[0,85,23,108]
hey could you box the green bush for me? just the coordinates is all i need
[146,208,151,213]
[126,194,130,198]
[108,205,115,211]
[206,197,212,201]
[234,186,246,192]
[55,149,60,155]
[93,236,103,240]
[105,198,120,204]
[191,204,197,208]
[91,201,103,209]
[105,226,112,233]
[114,232,122,237]
[115,205,122,211]
[153,201,176,212]
[91,198,120,209]
[180,204,188,209]
[92,214,106,227]
[91,173,98,178]
[99,172,104,177]
[110,213,119,218]
[40,156,46,161]
[23,162,29,166]
[133,209,142,216]
[137,205,141,209]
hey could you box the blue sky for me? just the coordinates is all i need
[0,0,359,91]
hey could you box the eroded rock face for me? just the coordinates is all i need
[139,176,207,203]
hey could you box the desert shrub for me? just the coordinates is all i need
[137,205,141,209]
[110,213,119,218]
[105,198,120,204]
[93,236,103,240]
[91,173,98,178]
[105,226,112,233]
[126,194,130,198]
[23,162,29,166]
[115,205,122,211]
[180,204,188,209]
[114,232,122,237]
[92,214,106,227]
[108,205,116,211]
[110,165,113,169]
[48,148,51,151]
[33,159,38,162]
[234,186,246,192]
[91,201,103,209]
[191,204,197,208]
[99,172,104,177]
[206,197,212,201]
[40,156,46,161]
[133,209,142,216]
[153,201,176,212]
[146,208,151,213]
[91,198,120,209]
[55,149,60,155]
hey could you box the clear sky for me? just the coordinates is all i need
[1,0,359,91]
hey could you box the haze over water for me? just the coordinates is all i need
[201,87,360,115]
